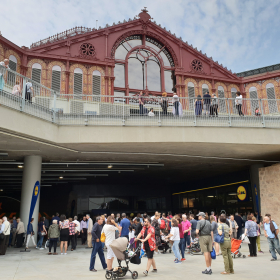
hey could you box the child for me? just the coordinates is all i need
[148,108,155,117]
[255,107,261,117]
[129,225,135,241]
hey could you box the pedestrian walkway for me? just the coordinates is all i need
[0,236,278,280]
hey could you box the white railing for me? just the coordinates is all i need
[1,66,280,128]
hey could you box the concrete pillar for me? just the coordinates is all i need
[250,164,264,214]
[20,155,42,243]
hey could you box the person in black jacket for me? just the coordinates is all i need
[234,213,243,239]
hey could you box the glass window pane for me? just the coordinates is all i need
[164,71,173,93]
[114,64,125,88]
[128,58,144,90]
[147,60,161,92]
[114,91,125,103]
[115,45,128,60]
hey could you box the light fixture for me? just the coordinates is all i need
[228,193,237,196]
[18,165,23,168]
[207,195,214,198]
[59,176,63,179]
[108,164,113,169]
[0,189,3,191]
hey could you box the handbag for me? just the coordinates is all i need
[100,232,106,243]
[214,225,224,243]
[241,234,250,244]
[41,232,46,236]
[210,247,216,260]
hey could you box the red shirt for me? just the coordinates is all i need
[178,224,184,239]
[140,226,156,251]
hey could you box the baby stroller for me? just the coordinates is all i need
[105,237,141,280]
[187,239,203,256]
[158,235,172,254]
[231,238,246,258]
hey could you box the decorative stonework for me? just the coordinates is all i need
[198,80,212,96]
[259,164,280,226]
[0,43,4,61]
[191,59,203,72]
[79,42,96,60]
[4,49,22,72]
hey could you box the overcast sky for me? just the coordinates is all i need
[1,0,280,73]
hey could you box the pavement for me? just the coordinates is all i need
[0,235,279,280]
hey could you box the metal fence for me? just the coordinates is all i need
[1,65,280,128]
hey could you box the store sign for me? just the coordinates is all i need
[237,185,247,201]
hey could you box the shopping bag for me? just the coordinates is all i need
[210,247,216,260]
[45,239,50,249]
[241,234,250,244]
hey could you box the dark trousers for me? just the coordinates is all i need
[49,240,57,253]
[174,101,179,115]
[81,229,87,244]
[75,233,78,247]
[248,236,257,256]
[25,91,32,102]
[183,234,190,252]
[3,235,9,254]
[68,235,76,250]
[89,241,107,270]
[139,104,144,115]
[179,238,185,258]
[16,233,24,248]
[236,104,244,116]
[0,237,5,255]
[237,227,242,239]
[162,107,167,115]
[210,104,218,116]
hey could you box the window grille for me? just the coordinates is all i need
[74,73,83,95]
[249,91,258,115]
[51,70,61,92]
[267,86,278,114]
[218,90,226,113]
[31,68,41,83]
[188,86,195,110]
[202,88,208,95]
[92,75,101,95]
[7,60,17,86]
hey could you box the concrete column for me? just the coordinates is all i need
[20,155,42,243]
[250,164,264,214]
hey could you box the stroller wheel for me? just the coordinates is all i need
[132,271,138,279]
[243,255,246,258]
[105,272,112,279]
[169,249,172,253]
[112,275,118,280]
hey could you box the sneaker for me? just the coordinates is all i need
[39,248,44,250]
[181,258,186,261]
[64,253,67,255]
[271,258,277,261]
[143,271,148,276]
[151,269,157,273]
[202,269,212,275]
[36,247,39,249]
[61,253,64,255]
[174,260,182,264]
[258,251,264,254]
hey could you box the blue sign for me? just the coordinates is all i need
[28,181,40,224]
[254,184,260,220]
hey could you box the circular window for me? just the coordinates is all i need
[191,59,203,72]
[80,43,95,57]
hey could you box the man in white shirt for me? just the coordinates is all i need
[25,80,34,102]
[2,216,11,255]
[0,59,10,91]
[73,216,80,247]
[87,214,93,248]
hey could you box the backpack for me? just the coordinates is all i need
[160,219,166,230]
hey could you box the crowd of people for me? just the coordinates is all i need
[0,210,279,276]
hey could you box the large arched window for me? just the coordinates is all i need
[92,70,101,95]
[231,87,237,99]
[188,82,195,110]
[114,34,175,96]
[249,87,258,115]
[266,83,278,113]
[202,84,209,95]
[218,86,226,113]
[31,63,42,83]
[51,65,61,93]
[74,68,83,95]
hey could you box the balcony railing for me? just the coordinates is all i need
[1,66,280,128]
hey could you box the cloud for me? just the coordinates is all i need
[0,0,279,72]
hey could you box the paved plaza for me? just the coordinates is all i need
[0,236,279,280]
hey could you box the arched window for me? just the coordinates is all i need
[218,86,226,113]
[266,83,278,113]
[51,65,61,93]
[249,87,259,115]
[9,55,17,71]
[74,68,83,95]
[92,70,101,95]
[202,84,209,95]
[31,63,42,83]
[188,82,195,110]
[113,34,175,95]
[7,55,17,85]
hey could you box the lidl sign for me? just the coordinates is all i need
[237,185,247,201]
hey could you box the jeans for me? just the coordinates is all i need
[37,232,44,248]
[26,234,36,248]
[172,240,181,261]
[49,240,57,253]
[183,234,190,252]
[220,241,234,273]
[81,229,87,244]
[267,237,280,260]
[89,241,107,270]
[236,104,244,116]
[174,101,179,116]
[179,238,185,258]
[248,236,257,256]
[139,104,144,115]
